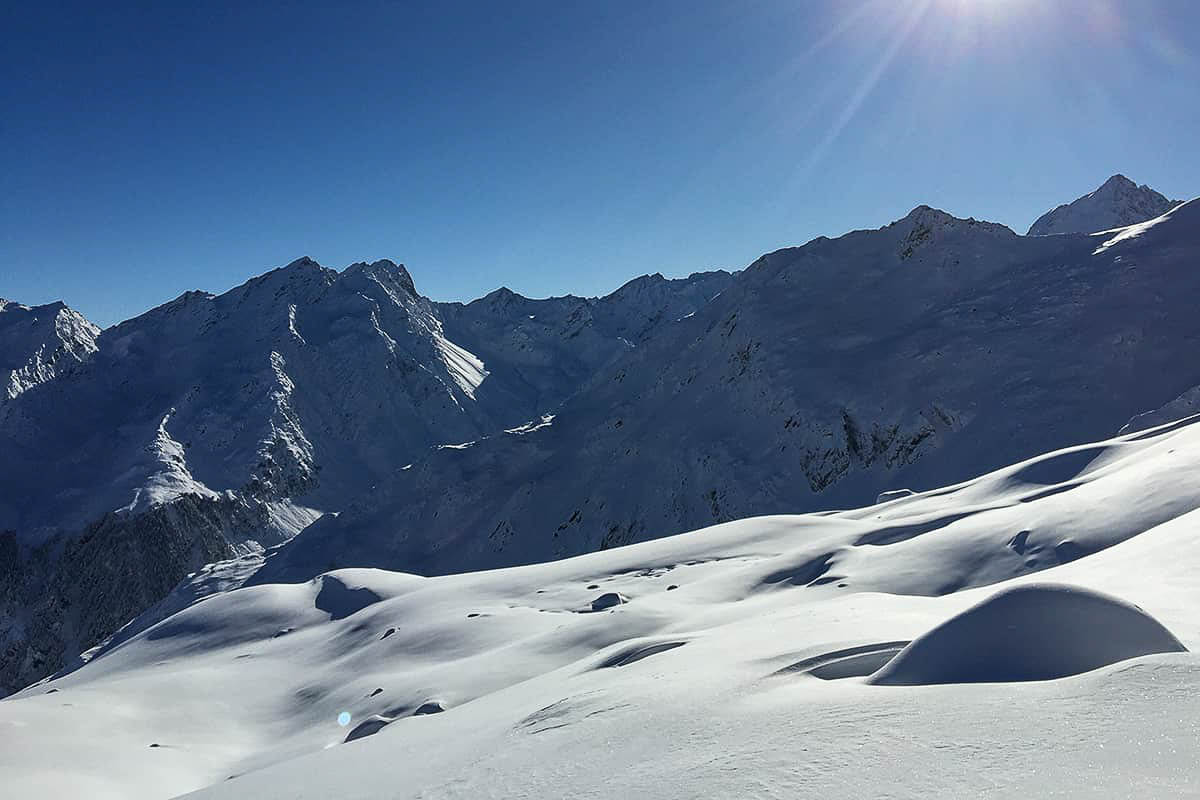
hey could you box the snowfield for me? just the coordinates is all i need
[4,414,1200,799]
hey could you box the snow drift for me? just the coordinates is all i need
[868,583,1187,685]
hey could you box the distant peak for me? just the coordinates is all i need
[285,256,322,270]
[896,205,1011,233]
[1102,173,1135,187]
[486,286,519,302]
[1028,174,1177,236]
[902,204,951,223]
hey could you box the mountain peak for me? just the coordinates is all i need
[343,259,417,297]
[1028,175,1179,236]
[1100,173,1136,190]
[891,205,1014,238]
[902,204,955,225]
[484,286,520,303]
[285,256,323,270]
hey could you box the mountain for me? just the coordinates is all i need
[0,298,99,401]
[434,270,734,422]
[3,178,1197,698]
[253,199,1200,584]
[1027,174,1181,236]
[0,259,729,695]
[5,413,1200,799]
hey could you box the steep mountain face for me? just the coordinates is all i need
[0,258,489,544]
[254,200,1200,583]
[0,299,99,401]
[0,260,732,695]
[435,270,734,421]
[1028,174,1180,236]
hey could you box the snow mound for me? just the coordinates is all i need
[868,583,1186,686]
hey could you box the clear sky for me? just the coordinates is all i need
[3,0,1199,327]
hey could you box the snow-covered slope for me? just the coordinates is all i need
[254,199,1200,583]
[0,260,734,695]
[1028,174,1181,236]
[0,298,99,401]
[3,415,1200,799]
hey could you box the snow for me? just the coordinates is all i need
[867,583,1187,685]
[255,196,1200,582]
[5,176,1200,796]
[1091,201,1180,254]
[0,298,99,400]
[0,256,737,695]
[504,414,555,435]
[432,332,488,399]
[1028,174,1182,236]
[4,414,1200,798]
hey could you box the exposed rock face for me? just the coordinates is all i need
[1028,174,1180,236]
[0,494,271,695]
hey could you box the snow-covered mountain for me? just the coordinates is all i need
[0,260,729,695]
[5,413,1200,799]
[1027,173,1181,235]
[0,298,99,401]
[434,270,734,421]
[2,177,1197,701]
[252,199,1200,584]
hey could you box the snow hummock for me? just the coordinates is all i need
[868,583,1186,685]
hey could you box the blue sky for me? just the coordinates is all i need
[3,0,1199,327]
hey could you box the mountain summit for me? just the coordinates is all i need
[1027,174,1180,236]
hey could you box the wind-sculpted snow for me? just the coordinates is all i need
[4,417,1200,798]
[867,583,1186,685]
[257,199,1200,582]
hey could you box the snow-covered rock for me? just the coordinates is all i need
[0,298,99,401]
[1028,174,1181,236]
